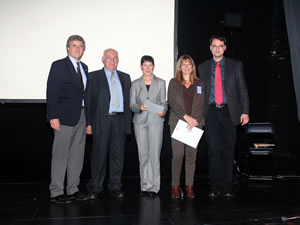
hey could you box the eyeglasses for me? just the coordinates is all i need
[211,45,225,49]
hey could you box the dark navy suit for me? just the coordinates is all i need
[46,56,88,197]
[47,56,88,126]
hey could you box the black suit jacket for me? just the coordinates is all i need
[198,57,249,125]
[84,68,132,135]
[46,56,88,126]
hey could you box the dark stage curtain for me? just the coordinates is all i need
[283,0,300,121]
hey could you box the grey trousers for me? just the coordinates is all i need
[134,120,163,193]
[49,109,86,198]
[170,123,198,187]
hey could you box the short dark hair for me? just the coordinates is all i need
[209,34,227,45]
[141,55,154,65]
[66,35,86,49]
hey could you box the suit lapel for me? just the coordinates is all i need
[176,80,185,112]
[204,60,212,101]
[117,70,127,99]
[82,63,88,81]
[65,56,82,90]
[148,75,158,97]
[137,75,158,98]
[191,81,198,115]
[99,69,110,99]
[224,57,231,92]
[138,75,147,95]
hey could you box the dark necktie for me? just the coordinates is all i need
[76,62,84,90]
[215,62,223,105]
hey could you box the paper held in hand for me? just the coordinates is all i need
[144,100,164,114]
[171,119,204,149]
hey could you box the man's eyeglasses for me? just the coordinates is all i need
[211,45,225,49]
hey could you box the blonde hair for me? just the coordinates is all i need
[175,55,198,84]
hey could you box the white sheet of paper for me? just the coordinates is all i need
[144,100,164,114]
[171,119,204,149]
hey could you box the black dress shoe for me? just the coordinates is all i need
[50,194,72,204]
[223,192,234,200]
[147,191,157,197]
[88,192,98,200]
[139,191,148,197]
[69,191,89,201]
[208,191,221,200]
[110,190,125,198]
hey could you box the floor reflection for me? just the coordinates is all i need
[138,196,161,225]
[2,178,300,225]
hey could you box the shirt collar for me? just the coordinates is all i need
[104,67,117,76]
[213,57,225,66]
[68,55,80,69]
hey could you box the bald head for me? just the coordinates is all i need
[102,48,119,72]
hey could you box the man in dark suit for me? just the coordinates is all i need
[47,35,89,204]
[198,34,249,199]
[85,48,131,199]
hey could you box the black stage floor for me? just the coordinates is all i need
[2,177,300,225]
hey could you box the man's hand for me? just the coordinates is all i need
[86,125,92,135]
[240,114,249,126]
[50,119,60,131]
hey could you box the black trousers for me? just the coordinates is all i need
[87,115,126,193]
[205,105,236,192]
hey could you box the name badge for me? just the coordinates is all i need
[197,86,202,94]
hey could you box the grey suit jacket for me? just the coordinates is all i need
[130,75,168,124]
[198,57,249,126]
[168,78,205,128]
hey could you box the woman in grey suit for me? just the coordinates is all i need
[130,55,168,197]
[168,55,205,199]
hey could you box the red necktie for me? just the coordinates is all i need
[215,62,223,105]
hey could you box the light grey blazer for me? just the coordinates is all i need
[130,75,168,124]
[130,74,167,193]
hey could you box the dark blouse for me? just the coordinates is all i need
[182,84,194,115]
[146,84,150,92]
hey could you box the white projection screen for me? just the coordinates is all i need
[0,0,175,102]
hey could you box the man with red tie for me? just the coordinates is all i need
[198,34,249,199]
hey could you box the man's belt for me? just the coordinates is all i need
[210,103,226,109]
[107,112,124,116]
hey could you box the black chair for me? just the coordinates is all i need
[243,122,277,188]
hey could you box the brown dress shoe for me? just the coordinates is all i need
[186,185,195,198]
[171,186,180,199]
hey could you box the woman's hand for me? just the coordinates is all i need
[157,111,165,117]
[140,104,148,111]
[183,114,198,130]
